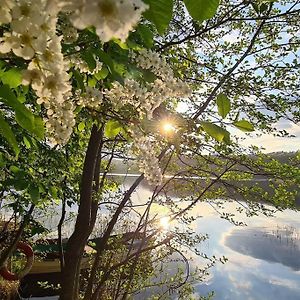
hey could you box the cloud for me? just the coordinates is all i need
[240,119,300,152]
[222,30,240,44]
[244,95,257,104]
[224,227,300,271]
[242,133,300,152]
[229,274,252,290]
[269,276,300,291]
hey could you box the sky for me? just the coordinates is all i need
[175,2,300,154]
[176,100,300,153]
[241,121,300,153]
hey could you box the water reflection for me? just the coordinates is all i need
[119,177,300,299]
[10,174,300,299]
[194,203,300,300]
[225,226,300,271]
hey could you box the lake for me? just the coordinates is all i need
[192,203,300,300]
[19,175,300,299]
[119,176,300,300]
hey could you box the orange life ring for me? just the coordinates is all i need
[0,242,34,281]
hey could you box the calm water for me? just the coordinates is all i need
[20,176,300,299]
[124,177,300,300]
[193,205,300,300]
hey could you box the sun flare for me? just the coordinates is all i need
[159,216,170,231]
[162,121,176,134]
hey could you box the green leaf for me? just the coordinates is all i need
[233,120,255,132]
[113,62,126,76]
[260,3,268,13]
[9,168,29,190]
[93,49,124,83]
[23,136,31,149]
[93,49,115,73]
[126,39,142,50]
[0,153,6,168]
[137,24,154,48]
[73,69,85,90]
[81,50,96,70]
[251,2,260,13]
[0,112,20,156]
[141,69,157,83]
[17,95,26,103]
[143,0,173,34]
[183,0,220,21]
[31,116,45,140]
[0,60,6,70]
[201,121,230,143]
[28,184,40,203]
[223,130,231,144]
[9,165,20,173]
[14,109,34,132]
[0,85,44,139]
[78,122,85,132]
[94,67,109,80]
[14,178,29,191]
[0,85,34,130]
[1,68,22,88]
[216,93,231,118]
[49,186,58,199]
[104,120,122,138]
[88,77,97,87]
[112,38,129,50]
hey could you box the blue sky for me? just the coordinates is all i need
[176,1,300,154]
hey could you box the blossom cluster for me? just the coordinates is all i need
[106,78,148,116]
[0,0,147,144]
[68,53,103,75]
[131,129,163,186]
[76,87,104,109]
[134,49,191,98]
[106,49,191,119]
[0,0,74,144]
[64,0,149,42]
[0,1,190,187]
[0,0,14,25]
[106,50,191,185]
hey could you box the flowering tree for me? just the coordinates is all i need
[0,0,300,299]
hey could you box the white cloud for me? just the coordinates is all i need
[269,276,300,290]
[242,134,300,152]
[244,95,257,104]
[237,120,300,152]
[222,30,240,44]
[229,274,252,290]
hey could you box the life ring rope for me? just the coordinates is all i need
[0,241,34,281]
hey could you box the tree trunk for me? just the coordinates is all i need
[59,125,103,300]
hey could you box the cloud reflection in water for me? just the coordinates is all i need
[224,226,300,271]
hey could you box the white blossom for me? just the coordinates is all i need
[0,0,14,25]
[0,0,54,60]
[44,99,76,145]
[0,0,163,147]
[68,0,148,42]
[22,61,44,88]
[106,50,192,119]
[68,53,103,75]
[131,130,163,186]
[0,0,76,145]
[77,86,104,109]
[133,49,173,79]
[11,0,44,23]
